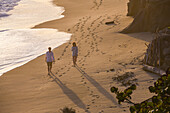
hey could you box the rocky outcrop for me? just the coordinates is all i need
[122,0,170,33]
[144,28,170,71]
[127,0,146,17]
[161,35,170,70]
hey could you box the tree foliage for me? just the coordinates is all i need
[110,68,170,113]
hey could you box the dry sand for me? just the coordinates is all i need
[0,0,160,113]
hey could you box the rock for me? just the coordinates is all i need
[165,55,170,65]
[164,41,170,48]
[105,21,115,25]
[161,63,168,71]
[110,68,115,72]
[127,0,146,17]
[143,64,166,76]
[122,0,170,33]
[161,35,170,48]
[159,27,170,34]
[144,33,170,71]
[163,48,170,56]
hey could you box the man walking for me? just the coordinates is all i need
[45,47,55,74]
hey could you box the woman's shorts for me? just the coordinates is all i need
[47,62,52,67]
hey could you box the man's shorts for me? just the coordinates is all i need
[47,62,52,67]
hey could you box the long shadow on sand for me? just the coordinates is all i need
[75,65,119,106]
[49,72,90,113]
[126,32,153,42]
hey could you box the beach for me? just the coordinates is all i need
[0,0,160,113]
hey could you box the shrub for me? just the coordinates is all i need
[110,68,170,113]
[60,107,76,113]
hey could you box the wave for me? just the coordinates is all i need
[0,0,72,76]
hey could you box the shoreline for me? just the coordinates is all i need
[0,0,71,76]
[0,0,159,113]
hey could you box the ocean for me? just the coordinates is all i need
[0,0,71,75]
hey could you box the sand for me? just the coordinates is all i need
[0,0,160,113]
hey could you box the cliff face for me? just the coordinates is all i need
[122,0,170,33]
[127,0,146,17]
[144,28,170,71]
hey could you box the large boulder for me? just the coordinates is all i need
[163,48,170,56]
[122,0,170,33]
[144,32,170,71]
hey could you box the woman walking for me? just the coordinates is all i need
[71,42,78,66]
[45,47,55,74]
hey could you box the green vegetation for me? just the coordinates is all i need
[111,70,170,113]
[112,72,137,86]
[60,107,76,113]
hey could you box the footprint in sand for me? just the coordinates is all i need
[96,49,99,52]
[57,58,60,60]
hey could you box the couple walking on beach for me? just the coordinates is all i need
[45,42,78,73]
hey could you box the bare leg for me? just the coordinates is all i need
[49,63,52,72]
[48,66,50,74]
[74,56,77,65]
[47,62,52,74]
[73,56,76,66]
[50,65,52,72]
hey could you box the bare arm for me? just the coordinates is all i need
[76,47,78,56]
[45,52,47,62]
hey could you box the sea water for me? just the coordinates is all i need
[0,0,72,75]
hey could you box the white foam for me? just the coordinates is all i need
[0,0,72,76]
[0,29,71,75]
[0,0,64,29]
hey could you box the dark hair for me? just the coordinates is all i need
[72,42,76,47]
[48,47,51,50]
[166,67,170,74]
